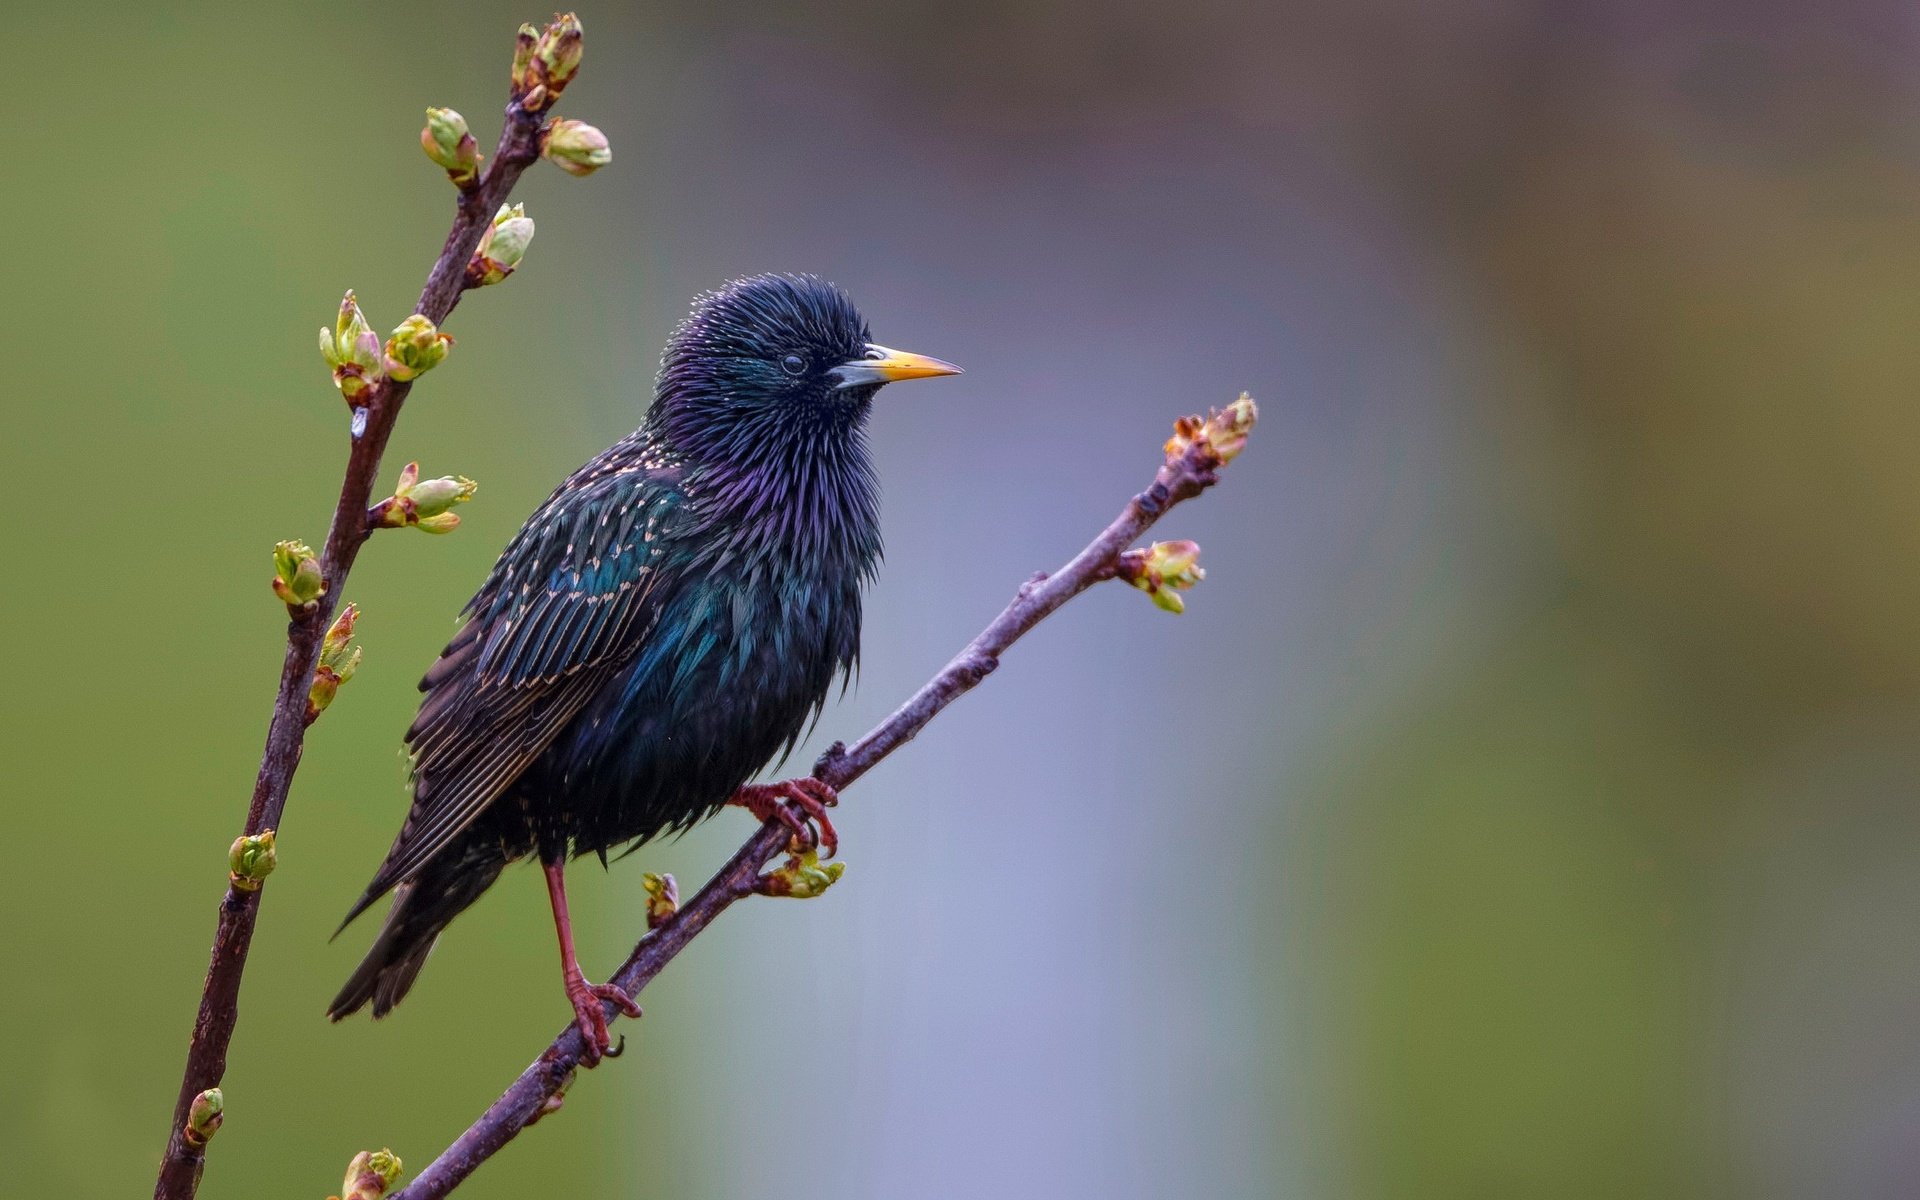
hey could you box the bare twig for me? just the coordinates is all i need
[153,25,575,1200]
[390,400,1257,1199]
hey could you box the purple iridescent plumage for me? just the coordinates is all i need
[329,275,912,1021]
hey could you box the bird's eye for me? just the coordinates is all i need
[781,353,807,376]
[863,347,887,361]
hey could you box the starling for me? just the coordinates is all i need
[328,274,960,1055]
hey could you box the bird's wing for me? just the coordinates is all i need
[355,462,685,907]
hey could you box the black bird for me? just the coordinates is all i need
[329,274,960,1055]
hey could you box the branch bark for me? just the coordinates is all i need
[153,85,553,1200]
[389,416,1252,1200]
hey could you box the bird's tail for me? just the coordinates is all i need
[327,834,509,1021]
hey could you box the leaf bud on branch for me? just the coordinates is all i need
[1116,540,1205,613]
[642,872,678,929]
[753,848,845,898]
[541,118,610,176]
[383,315,453,382]
[228,830,276,892]
[466,204,534,287]
[331,1149,404,1200]
[420,107,482,188]
[369,462,477,533]
[307,603,362,723]
[319,291,384,405]
[182,1089,223,1148]
[1166,392,1258,466]
[512,13,583,112]
[271,540,325,611]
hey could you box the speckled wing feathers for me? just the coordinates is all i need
[349,449,683,912]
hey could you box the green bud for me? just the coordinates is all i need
[642,872,678,928]
[539,14,585,87]
[334,644,363,682]
[517,13,583,111]
[184,1088,223,1148]
[541,118,610,177]
[306,660,353,720]
[1165,392,1259,465]
[338,1149,404,1200]
[1117,539,1204,614]
[1150,539,1203,584]
[228,830,276,892]
[790,855,845,898]
[407,474,477,518]
[467,203,534,286]
[321,601,359,665]
[487,207,535,264]
[420,107,482,187]
[373,462,477,532]
[333,294,378,367]
[755,849,846,899]
[1205,392,1258,463]
[320,291,384,403]
[383,314,453,382]
[308,603,361,722]
[272,539,325,609]
[509,23,539,93]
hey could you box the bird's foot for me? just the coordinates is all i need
[564,972,642,1065]
[730,778,840,858]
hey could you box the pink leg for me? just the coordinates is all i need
[543,860,642,1064]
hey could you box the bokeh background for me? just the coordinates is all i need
[5,0,1919,1196]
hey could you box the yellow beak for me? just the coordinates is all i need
[832,343,963,389]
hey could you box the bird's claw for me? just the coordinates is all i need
[731,778,840,858]
[565,975,641,1066]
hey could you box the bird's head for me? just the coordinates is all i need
[651,273,960,466]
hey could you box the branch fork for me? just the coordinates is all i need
[155,14,614,1200]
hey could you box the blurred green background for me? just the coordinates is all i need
[7,1,1920,1197]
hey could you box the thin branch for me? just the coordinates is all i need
[154,58,557,1200]
[390,405,1256,1200]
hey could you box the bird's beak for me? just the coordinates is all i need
[830,344,963,390]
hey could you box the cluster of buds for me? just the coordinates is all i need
[420,107,482,188]
[754,848,845,899]
[383,314,453,382]
[319,292,383,405]
[1117,540,1205,613]
[183,1088,224,1149]
[272,540,325,611]
[330,1149,404,1200]
[307,604,363,723]
[511,13,583,112]
[642,872,679,929]
[1165,392,1259,466]
[228,830,277,892]
[467,203,535,287]
[371,462,477,534]
[541,117,610,177]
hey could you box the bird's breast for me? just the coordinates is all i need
[545,550,866,851]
